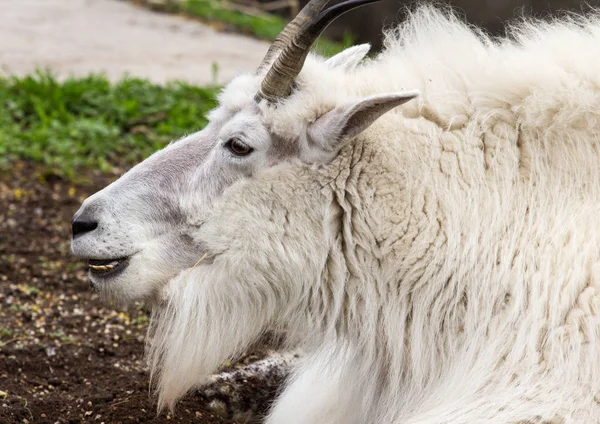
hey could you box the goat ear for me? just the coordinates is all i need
[308,91,419,151]
[325,44,371,71]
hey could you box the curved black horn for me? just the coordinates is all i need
[257,0,383,102]
[256,0,332,73]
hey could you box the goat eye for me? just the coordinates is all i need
[225,138,253,156]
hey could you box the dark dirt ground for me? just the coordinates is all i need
[0,162,283,424]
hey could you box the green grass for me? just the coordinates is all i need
[185,0,288,40]
[146,0,354,56]
[0,72,219,179]
[0,3,355,182]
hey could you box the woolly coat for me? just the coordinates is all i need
[149,8,600,423]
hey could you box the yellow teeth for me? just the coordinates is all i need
[89,261,119,271]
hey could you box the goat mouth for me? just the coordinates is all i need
[87,257,129,279]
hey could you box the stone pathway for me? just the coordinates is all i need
[0,0,270,84]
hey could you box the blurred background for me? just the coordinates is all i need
[0,0,598,423]
[322,0,599,49]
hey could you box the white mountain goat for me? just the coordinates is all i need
[71,1,600,422]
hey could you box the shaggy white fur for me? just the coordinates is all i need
[79,6,600,423]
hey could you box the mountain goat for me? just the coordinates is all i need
[71,1,600,422]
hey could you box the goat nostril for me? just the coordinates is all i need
[72,220,98,238]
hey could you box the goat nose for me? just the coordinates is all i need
[72,219,98,238]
